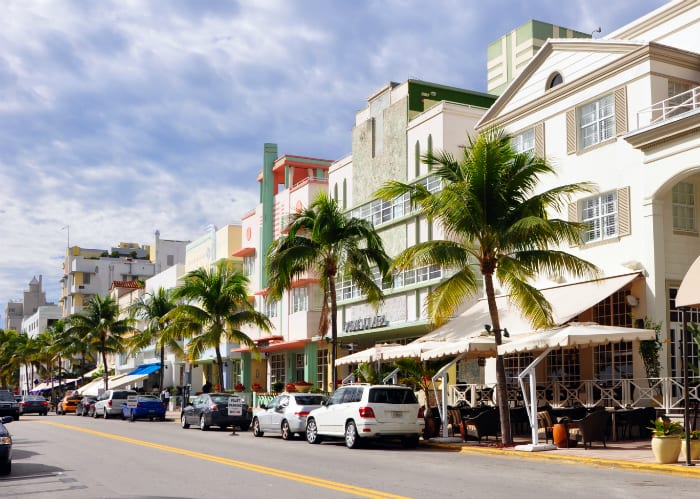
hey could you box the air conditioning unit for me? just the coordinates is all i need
[78,285,85,289]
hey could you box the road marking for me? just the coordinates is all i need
[37,420,410,499]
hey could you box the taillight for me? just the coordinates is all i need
[358,407,375,418]
[136,402,142,408]
[210,404,219,411]
[294,411,310,417]
[41,401,48,406]
[22,402,29,406]
[108,400,113,407]
[162,402,167,409]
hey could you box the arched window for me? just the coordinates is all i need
[427,135,433,171]
[548,72,563,89]
[415,141,420,178]
[333,183,338,202]
[342,179,347,209]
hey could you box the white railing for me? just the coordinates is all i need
[448,377,700,414]
[636,86,700,129]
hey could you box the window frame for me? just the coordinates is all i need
[580,191,618,244]
[577,93,615,149]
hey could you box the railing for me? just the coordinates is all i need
[636,86,700,129]
[448,377,700,414]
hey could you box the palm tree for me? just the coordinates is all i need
[66,295,134,391]
[169,261,272,390]
[375,128,599,444]
[0,329,22,389]
[267,191,392,390]
[128,288,184,391]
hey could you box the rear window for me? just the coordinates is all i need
[368,388,418,404]
[0,392,14,402]
[138,395,159,402]
[113,391,137,399]
[294,395,326,405]
[211,395,236,405]
[25,396,46,401]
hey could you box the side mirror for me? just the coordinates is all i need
[321,400,329,407]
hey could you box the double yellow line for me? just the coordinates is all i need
[38,420,411,499]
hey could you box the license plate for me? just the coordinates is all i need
[390,411,403,418]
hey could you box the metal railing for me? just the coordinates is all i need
[448,377,700,415]
[636,86,700,129]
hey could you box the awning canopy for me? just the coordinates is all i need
[335,341,444,366]
[498,322,655,355]
[420,335,501,361]
[676,255,700,307]
[109,374,149,390]
[128,363,161,375]
[78,374,130,396]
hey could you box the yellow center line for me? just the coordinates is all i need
[35,420,411,499]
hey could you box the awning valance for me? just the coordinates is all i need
[128,363,161,375]
[232,247,256,257]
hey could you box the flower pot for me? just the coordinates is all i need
[680,439,700,461]
[651,435,681,464]
[296,384,312,393]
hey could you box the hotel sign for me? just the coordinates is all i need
[344,315,387,333]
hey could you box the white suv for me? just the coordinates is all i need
[305,384,424,449]
[92,390,137,419]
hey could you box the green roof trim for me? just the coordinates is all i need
[406,80,496,114]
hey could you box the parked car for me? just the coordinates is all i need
[121,395,167,421]
[75,396,97,417]
[93,390,138,419]
[56,393,83,414]
[0,391,20,421]
[19,395,49,416]
[252,392,327,440]
[180,393,251,431]
[0,416,13,475]
[305,384,424,449]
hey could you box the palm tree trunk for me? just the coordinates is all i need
[329,274,339,391]
[159,342,165,391]
[484,272,513,445]
[215,346,224,390]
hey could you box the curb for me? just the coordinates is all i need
[424,441,700,478]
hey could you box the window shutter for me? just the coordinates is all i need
[566,109,577,155]
[535,122,545,158]
[615,87,628,135]
[568,201,579,247]
[617,186,631,237]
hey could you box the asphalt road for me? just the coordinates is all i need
[1,413,698,498]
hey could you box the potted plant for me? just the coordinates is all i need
[285,382,297,392]
[234,383,245,393]
[251,382,263,393]
[295,381,313,393]
[648,417,682,463]
[272,381,285,393]
[680,429,700,461]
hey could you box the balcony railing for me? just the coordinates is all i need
[636,86,700,129]
[448,377,700,415]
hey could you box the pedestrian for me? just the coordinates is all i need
[163,387,171,407]
[202,381,212,393]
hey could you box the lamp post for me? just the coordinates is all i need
[682,307,695,466]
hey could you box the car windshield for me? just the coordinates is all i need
[293,395,326,405]
[368,388,418,404]
[0,392,14,401]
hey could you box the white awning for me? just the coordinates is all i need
[420,335,501,361]
[417,272,641,346]
[107,374,148,390]
[78,374,130,396]
[497,322,655,355]
[676,255,700,307]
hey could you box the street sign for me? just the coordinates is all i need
[227,396,243,416]
[126,395,138,408]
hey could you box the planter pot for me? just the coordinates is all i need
[296,384,313,393]
[680,439,700,461]
[651,435,681,464]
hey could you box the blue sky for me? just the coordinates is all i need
[0,0,669,325]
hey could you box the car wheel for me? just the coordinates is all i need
[131,412,137,422]
[306,418,322,444]
[103,408,109,419]
[345,421,361,449]
[281,420,292,440]
[199,415,209,431]
[401,435,420,449]
[252,417,264,437]
[92,408,97,418]
[181,414,190,429]
[0,460,11,476]
[57,407,62,415]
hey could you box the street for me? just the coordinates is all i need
[1,413,698,498]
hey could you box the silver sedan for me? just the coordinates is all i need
[252,392,326,440]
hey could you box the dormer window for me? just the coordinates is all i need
[548,72,563,89]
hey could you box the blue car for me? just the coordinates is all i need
[121,395,167,421]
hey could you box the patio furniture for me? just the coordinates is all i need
[463,408,500,442]
[571,409,611,449]
[537,409,555,443]
[618,407,656,440]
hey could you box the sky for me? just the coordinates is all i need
[0,0,670,325]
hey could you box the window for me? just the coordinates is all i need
[427,135,433,171]
[270,354,286,385]
[581,191,618,243]
[83,272,91,285]
[504,352,533,385]
[317,349,329,390]
[594,342,633,383]
[295,353,305,382]
[512,128,535,154]
[291,287,308,313]
[342,179,347,209]
[548,72,563,89]
[593,289,632,327]
[265,299,278,318]
[546,349,580,385]
[333,183,338,202]
[673,181,696,232]
[415,141,420,177]
[578,94,615,149]
[243,256,255,277]
[667,80,692,118]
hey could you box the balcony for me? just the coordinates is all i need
[636,86,700,129]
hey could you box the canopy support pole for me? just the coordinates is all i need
[514,347,556,452]
[431,353,467,441]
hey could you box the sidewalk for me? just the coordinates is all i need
[423,436,700,477]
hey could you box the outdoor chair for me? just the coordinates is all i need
[619,407,656,439]
[571,409,611,449]
[537,410,555,443]
[447,408,464,437]
[463,408,500,442]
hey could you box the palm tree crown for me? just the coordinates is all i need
[267,191,392,390]
[66,294,134,391]
[169,261,271,390]
[375,128,599,444]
